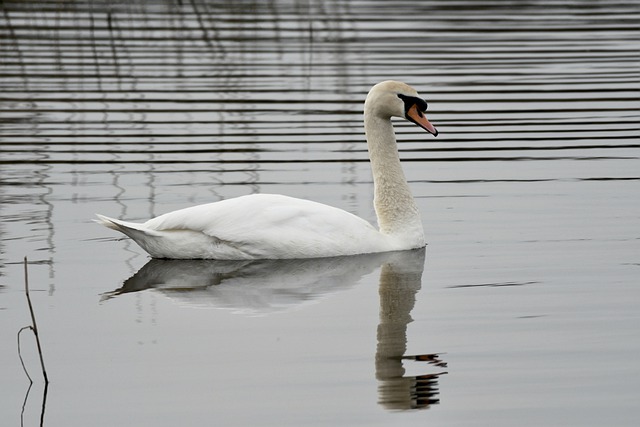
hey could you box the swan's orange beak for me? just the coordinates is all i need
[407,104,438,136]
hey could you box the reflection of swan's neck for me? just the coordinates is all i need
[376,260,422,375]
[364,113,423,241]
[375,252,424,410]
[375,250,446,411]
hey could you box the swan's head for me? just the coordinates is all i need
[365,80,438,136]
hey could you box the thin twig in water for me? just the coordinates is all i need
[18,257,49,384]
[17,326,34,383]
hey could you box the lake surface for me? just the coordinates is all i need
[1,0,639,425]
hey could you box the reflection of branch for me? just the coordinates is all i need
[20,382,32,426]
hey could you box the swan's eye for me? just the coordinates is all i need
[397,94,428,115]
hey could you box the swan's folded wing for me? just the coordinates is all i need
[143,194,388,258]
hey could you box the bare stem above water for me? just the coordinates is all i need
[17,257,49,385]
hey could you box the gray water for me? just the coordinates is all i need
[1,1,639,426]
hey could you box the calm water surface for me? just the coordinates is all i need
[1,1,639,426]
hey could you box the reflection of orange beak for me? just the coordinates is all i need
[407,104,438,136]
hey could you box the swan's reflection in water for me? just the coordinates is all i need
[102,252,392,314]
[376,249,447,410]
[104,248,446,410]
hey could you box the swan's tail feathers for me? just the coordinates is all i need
[95,214,122,231]
[95,214,161,239]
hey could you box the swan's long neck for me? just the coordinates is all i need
[364,113,424,242]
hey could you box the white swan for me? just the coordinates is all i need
[96,80,438,259]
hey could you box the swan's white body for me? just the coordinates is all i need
[97,194,394,259]
[96,81,438,260]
